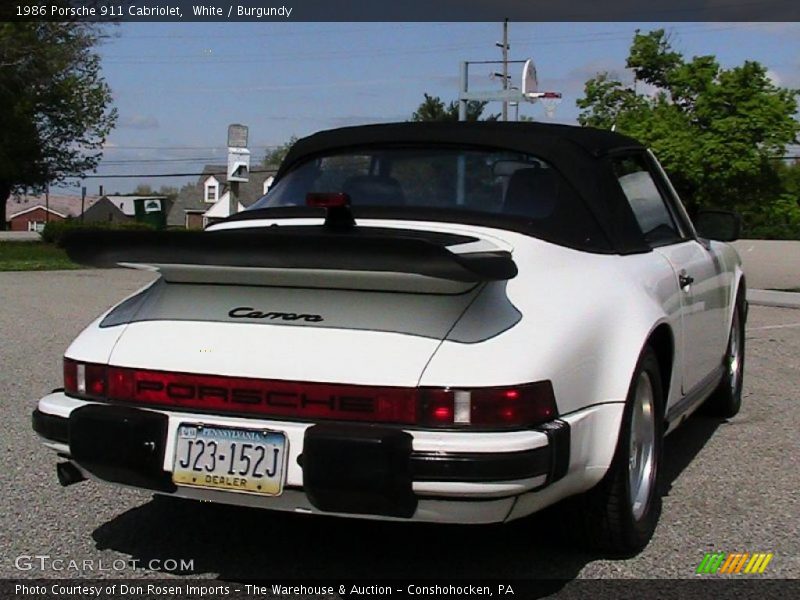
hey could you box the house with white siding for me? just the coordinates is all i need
[167,165,276,229]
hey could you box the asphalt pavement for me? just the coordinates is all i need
[1,269,798,583]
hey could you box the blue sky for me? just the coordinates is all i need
[67,22,800,195]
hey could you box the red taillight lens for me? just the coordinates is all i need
[63,358,106,398]
[422,389,454,425]
[85,364,106,396]
[306,192,350,207]
[420,382,557,428]
[105,366,419,425]
[108,365,134,399]
[63,359,77,394]
[64,359,557,429]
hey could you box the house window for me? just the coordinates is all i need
[206,184,217,202]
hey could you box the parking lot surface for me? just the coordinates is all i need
[1,269,798,581]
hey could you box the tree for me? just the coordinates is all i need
[0,22,116,228]
[577,29,799,234]
[133,184,154,195]
[157,185,178,197]
[411,93,499,122]
[262,136,298,168]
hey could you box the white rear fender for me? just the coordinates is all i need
[64,278,159,364]
[420,242,679,416]
[713,241,746,325]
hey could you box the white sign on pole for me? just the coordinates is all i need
[227,148,251,182]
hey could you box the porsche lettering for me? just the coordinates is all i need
[135,380,375,413]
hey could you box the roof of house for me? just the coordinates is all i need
[166,165,277,227]
[5,194,100,219]
[8,204,68,220]
[102,195,167,217]
[204,196,245,219]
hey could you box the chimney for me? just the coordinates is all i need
[99,185,104,196]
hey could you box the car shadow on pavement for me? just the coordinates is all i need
[91,413,726,587]
[659,413,726,500]
[93,498,588,583]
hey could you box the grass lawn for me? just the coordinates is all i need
[0,241,81,271]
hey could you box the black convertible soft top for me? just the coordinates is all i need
[233,122,652,254]
[278,121,645,178]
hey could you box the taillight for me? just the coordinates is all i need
[63,358,106,398]
[420,382,557,428]
[306,192,350,207]
[63,359,557,429]
[105,366,419,425]
[63,359,77,394]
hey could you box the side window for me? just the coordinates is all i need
[612,155,682,246]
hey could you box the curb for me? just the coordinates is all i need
[748,289,800,309]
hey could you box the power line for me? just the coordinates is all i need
[102,145,279,150]
[79,156,800,179]
[99,24,767,65]
[114,23,428,40]
[102,24,723,57]
[98,157,221,165]
[77,168,278,179]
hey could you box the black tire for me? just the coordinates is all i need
[573,346,665,555]
[702,299,745,418]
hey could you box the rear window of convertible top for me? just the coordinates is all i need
[248,146,611,252]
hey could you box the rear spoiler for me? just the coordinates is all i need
[61,229,517,288]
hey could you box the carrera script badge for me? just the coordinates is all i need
[228,307,324,323]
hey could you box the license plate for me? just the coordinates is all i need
[172,424,287,496]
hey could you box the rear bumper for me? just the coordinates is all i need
[34,392,573,523]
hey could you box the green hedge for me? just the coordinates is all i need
[41,220,156,245]
[741,221,800,240]
[738,197,800,240]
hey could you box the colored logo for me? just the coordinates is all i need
[696,551,773,574]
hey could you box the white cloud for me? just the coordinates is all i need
[766,70,782,86]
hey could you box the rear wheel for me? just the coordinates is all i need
[574,346,664,554]
[702,300,745,418]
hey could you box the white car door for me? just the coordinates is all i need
[611,152,726,396]
[655,240,728,391]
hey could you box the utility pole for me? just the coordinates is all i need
[458,61,469,122]
[80,186,86,223]
[227,124,250,219]
[229,181,239,217]
[496,18,510,121]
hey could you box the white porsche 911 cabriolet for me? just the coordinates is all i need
[33,122,745,553]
